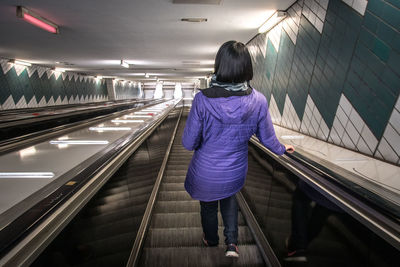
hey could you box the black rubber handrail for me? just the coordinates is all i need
[250,137,400,251]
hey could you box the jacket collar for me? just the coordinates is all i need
[200,86,253,98]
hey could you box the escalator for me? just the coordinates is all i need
[135,115,265,266]
[30,109,399,267]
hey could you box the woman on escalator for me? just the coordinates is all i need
[182,40,294,258]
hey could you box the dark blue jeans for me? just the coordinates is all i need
[200,194,238,246]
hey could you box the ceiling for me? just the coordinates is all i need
[0,0,294,82]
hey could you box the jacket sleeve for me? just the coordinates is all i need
[182,94,203,151]
[256,103,286,156]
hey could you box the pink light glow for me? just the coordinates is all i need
[23,13,57,33]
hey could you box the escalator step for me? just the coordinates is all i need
[154,200,200,213]
[139,245,265,267]
[145,226,254,247]
[157,191,192,201]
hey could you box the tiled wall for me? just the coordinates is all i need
[0,59,108,109]
[248,0,400,165]
[113,80,142,100]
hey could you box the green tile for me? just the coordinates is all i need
[382,67,400,95]
[382,3,400,29]
[367,0,385,17]
[386,0,400,9]
[373,38,391,62]
[376,21,396,45]
[359,28,375,48]
[363,11,380,32]
[388,50,400,76]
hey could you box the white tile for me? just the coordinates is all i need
[313,106,322,123]
[320,119,330,137]
[332,117,345,137]
[339,95,353,115]
[309,11,317,25]
[310,114,320,134]
[376,138,399,163]
[317,127,327,140]
[2,95,16,110]
[349,109,365,133]
[27,97,38,108]
[395,97,400,112]
[315,18,324,33]
[342,132,356,150]
[336,106,349,127]
[311,0,319,13]
[317,5,327,20]
[319,0,329,9]
[342,0,354,7]
[389,109,400,134]
[357,137,373,155]
[352,0,368,16]
[55,96,62,105]
[15,96,27,109]
[361,125,378,151]
[48,96,55,106]
[382,124,400,155]
[345,120,360,144]
[38,96,47,107]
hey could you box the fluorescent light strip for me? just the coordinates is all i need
[0,172,55,179]
[112,120,144,123]
[89,127,131,131]
[11,59,32,67]
[120,60,129,68]
[50,140,109,145]
[124,115,152,118]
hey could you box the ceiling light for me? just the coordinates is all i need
[10,59,32,67]
[181,18,208,22]
[89,127,131,131]
[0,172,55,179]
[145,73,150,78]
[53,67,65,72]
[124,115,152,118]
[258,11,286,33]
[111,119,144,123]
[50,140,109,145]
[96,76,103,80]
[120,60,129,68]
[16,6,59,34]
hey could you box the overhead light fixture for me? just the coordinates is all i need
[50,140,109,145]
[111,119,144,123]
[120,60,129,68]
[124,115,152,118]
[89,127,131,131]
[95,76,103,80]
[258,11,287,33]
[0,172,55,179]
[53,67,65,72]
[145,73,150,78]
[16,6,59,34]
[9,59,32,67]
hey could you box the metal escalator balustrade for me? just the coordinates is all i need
[241,142,400,267]
[31,108,181,267]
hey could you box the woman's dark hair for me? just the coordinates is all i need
[214,40,253,83]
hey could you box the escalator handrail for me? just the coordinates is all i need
[126,107,183,267]
[250,137,400,251]
[0,102,180,266]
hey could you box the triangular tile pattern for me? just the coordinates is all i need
[0,60,13,75]
[328,94,378,155]
[27,96,38,108]
[2,95,16,110]
[55,96,62,105]
[53,71,62,80]
[283,0,304,44]
[300,95,330,140]
[269,94,282,124]
[302,0,329,33]
[375,97,400,164]
[268,22,283,52]
[281,94,301,131]
[38,96,47,107]
[47,96,55,106]
[342,0,368,15]
[14,65,27,76]
[37,67,47,78]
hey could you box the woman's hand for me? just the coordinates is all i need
[284,144,295,153]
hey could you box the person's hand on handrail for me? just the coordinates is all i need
[284,144,295,154]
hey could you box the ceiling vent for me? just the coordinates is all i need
[181,18,207,22]
[173,0,222,5]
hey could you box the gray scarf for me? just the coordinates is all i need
[210,74,248,92]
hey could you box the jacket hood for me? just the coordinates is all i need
[200,88,257,124]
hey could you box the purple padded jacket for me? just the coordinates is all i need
[182,88,285,202]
